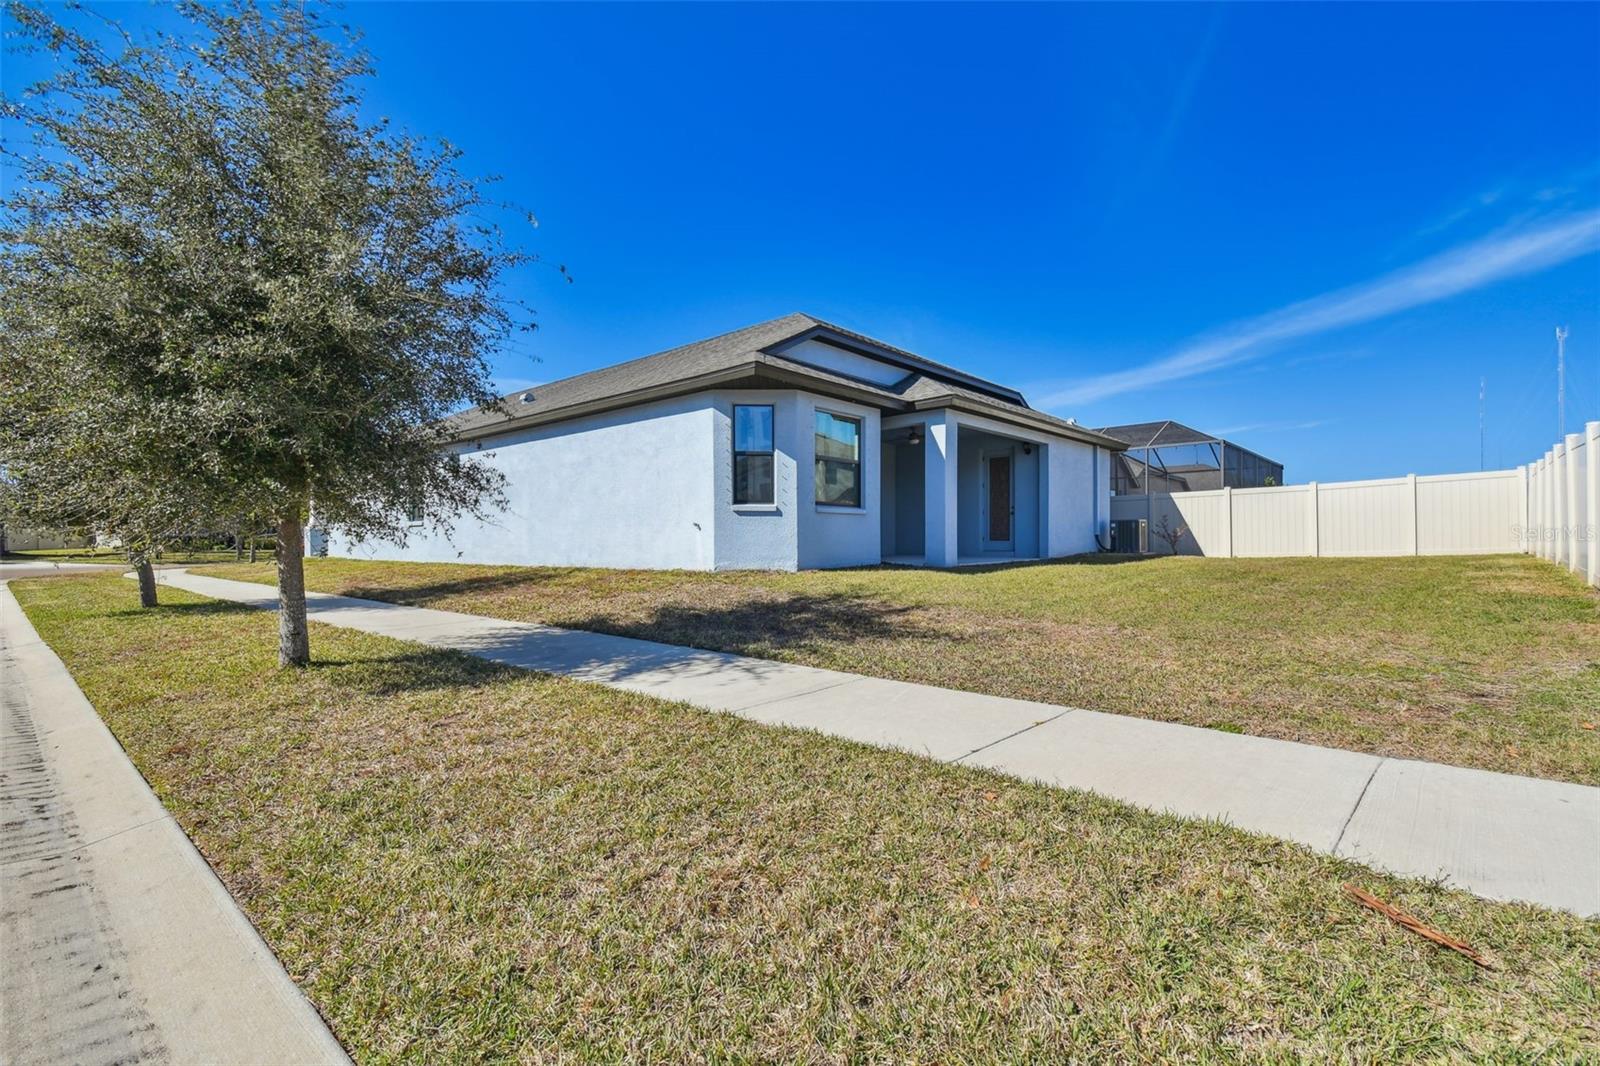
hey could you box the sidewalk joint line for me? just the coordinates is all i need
[0,814,176,871]
[1332,757,1385,854]
[727,676,864,714]
[951,709,1075,764]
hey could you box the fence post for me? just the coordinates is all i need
[1515,465,1528,556]
[1529,457,1542,557]
[1535,457,1546,557]
[1406,473,1419,555]
[1307,482,1320,557]
[1555,442,1570,567]
[1588,422,1600,585]
[1568,433,1584,573]
[1529,451,1542,560]
[1221,486,1234,558]
[1543,449,1555,561]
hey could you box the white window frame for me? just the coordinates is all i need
[813,408,864,510]
[732,404,776,507]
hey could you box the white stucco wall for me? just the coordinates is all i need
[327,394,718,569]
[705,388,883,570]
[709,389,802,571]
[1045,436,1109,556]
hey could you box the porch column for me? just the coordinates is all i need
[923,410,959,567]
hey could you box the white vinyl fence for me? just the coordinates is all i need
[0,526,95,552]
[1110,418,1600,587]
[1526,420,1599,585]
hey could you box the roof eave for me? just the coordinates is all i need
[909,396,1127,449]
[447,360,910,444]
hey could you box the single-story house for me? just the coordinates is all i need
[325,313,1123,571]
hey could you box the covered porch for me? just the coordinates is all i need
[879,410,1045,567]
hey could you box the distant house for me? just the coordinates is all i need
[1097,421,1283,496]
[326,314,1125,571]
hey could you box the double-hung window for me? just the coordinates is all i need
[733,405,775,505]
[814,410,862,507]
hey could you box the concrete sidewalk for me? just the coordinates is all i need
[0,581,349,1065]
[149,569,1600,916]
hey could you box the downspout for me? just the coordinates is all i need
[1092,444,1112,553]
[1091,444,1100,547]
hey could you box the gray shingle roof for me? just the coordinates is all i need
[450,313,1123,449]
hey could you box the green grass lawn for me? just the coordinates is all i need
[14,573,1599,1062]
[205,554,1600,785]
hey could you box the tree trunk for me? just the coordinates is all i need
[276,515,310,667]
[132,554,157,607]
[235,525,244,562]
[249,535,258,563]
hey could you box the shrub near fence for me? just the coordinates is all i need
[1110,418,1599,587]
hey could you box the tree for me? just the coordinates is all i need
[0,1,542,662]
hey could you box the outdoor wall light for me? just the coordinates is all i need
[907,428,923,446]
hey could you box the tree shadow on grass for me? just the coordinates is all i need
[308,646,526,698]
[562,591,947,657]
[110,599,260,620]
[339,567,570,607]
[841,552,1162,576]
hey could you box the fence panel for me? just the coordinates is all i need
[1112,465,1534,561]
[0,528,94,552]
[1232,486,1312,557]
[1416,471,1523,555]
[1315,477,1412,556]
[1156,490,1228,555]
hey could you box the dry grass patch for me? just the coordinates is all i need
[13,574,1599,1063]
[208,553,1600,783]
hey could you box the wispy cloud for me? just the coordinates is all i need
[1038,210,1600,409]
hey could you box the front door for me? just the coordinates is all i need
[982,451,1014,551]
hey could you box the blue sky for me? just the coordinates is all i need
[8,3,1599,481]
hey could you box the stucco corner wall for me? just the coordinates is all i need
[1044,437,1105,557]
[709,390,802,571]
[796,394,883,570]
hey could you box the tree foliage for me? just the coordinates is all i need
[0,1,541,656]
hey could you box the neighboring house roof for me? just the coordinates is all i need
[1096,420,1281,464]
[450,313,1125,450]
[1096,420,1216,448]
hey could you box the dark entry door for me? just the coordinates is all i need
[985,453,1013,549]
